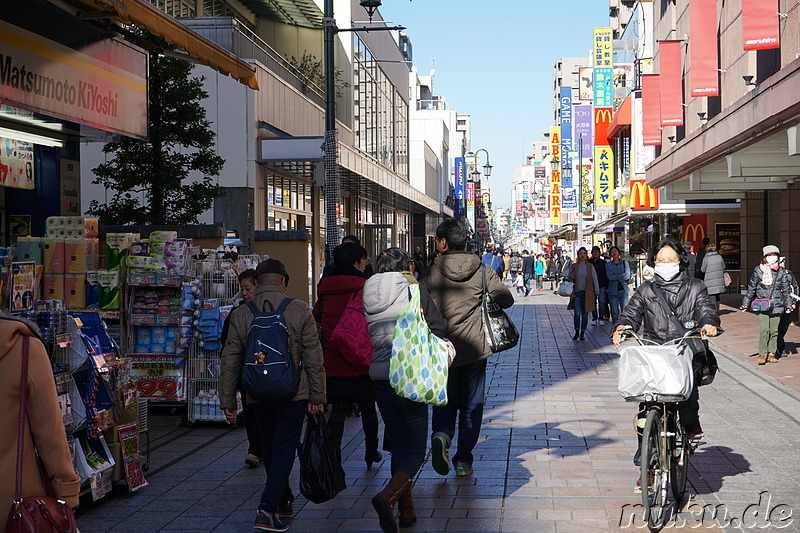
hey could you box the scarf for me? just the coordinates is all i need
[760,263,779,285]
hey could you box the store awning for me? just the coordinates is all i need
[546,224,577,239]
[607,95,632,139]
[72,0,259,90]
[586,212,629,234]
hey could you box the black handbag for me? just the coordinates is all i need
[5,336,78,533]
[481,266,519,353]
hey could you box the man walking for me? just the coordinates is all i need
[521,250,535,296]
[481,246,504,277]
[422,219,514,478]
[220,259,326,532]
[589,246,609,325]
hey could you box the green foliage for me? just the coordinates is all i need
[87,32,225,226]
[286,51,349,98]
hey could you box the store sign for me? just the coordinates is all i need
[659,41,683,126]
[716,223,741,269]
[594,107,612,146]
[593,68,613,108]
[0,21,148,138]
[580,164,593,216]
[129,356,186,402]
[689,0,720,97]
[573,105,593,159]
[454,157,464,218]
[578,67,593,101]
[560,87,572,187]
[0,137,34,189]
[742,0,779,50]
[594,28,613,68]
[60,159,80,215]
[641,75,662,146]
[630,180,659,210]
[595,147,614,212]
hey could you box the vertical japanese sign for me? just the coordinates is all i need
[594,107,613,147]
[573,105,593,160]
[659,41,684,126]
[580,163,594,216]
[689,0,719,97]
[594,147,614,212]
[593,28,613,108]
[549,127,561,224]
[560,86,573,187]
[578,67,594,101]
[454,157,464,219]
[742,0,779,50]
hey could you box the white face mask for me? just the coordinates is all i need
[654,262,681,280]
[766,255,779,265]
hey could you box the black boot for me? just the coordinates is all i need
[579,331,586,340]
[572,331,579,340]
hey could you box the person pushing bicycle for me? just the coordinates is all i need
[611,238,719,491]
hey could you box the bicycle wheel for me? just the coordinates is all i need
[670,421,689,502]
[641,408,667,531]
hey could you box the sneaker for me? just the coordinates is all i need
[276,501,294,519]
[758,354,767,365]
[431,433,451,475]
[454,463,474,477]
[599,320,605,326]
[684,422,704,440]
[767,354,779,363]
[253,510,289,532]
[245,454,262,468]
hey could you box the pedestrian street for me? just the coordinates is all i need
[76,292,800,533]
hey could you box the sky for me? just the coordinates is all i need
[377,0,610,210]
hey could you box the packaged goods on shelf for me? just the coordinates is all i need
[97,270,120,310]
[64,274,87,308]
[149,230,178,243]
[105,233,139,270]
[46,216,99,239]
[86,271,100,308]
[16,237,43,264]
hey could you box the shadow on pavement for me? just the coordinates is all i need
[688,445,752,496]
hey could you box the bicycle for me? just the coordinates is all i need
[617,323,716,532]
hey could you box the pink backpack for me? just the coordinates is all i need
[329,290,373,372]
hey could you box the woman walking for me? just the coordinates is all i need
[314,242,383,468]
[741,245,794,364]
[546,253,560,291]
[605,246,630,322]
[701,243,727,310]
[568,247,599,340]
[0,315,80,530]
[364,248,448,533]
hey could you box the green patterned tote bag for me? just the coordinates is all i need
[389,284,452,406]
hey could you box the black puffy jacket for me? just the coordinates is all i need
[743,265,794,315]
[615,271,719,356]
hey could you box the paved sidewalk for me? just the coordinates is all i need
[75,292,800,532]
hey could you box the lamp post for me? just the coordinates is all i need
[323,0,404,261]
[466,149,492,252]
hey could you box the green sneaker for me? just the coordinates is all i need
[454,463,474,477]
[431,433,451,475]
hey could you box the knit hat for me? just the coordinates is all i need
[763,245,780,256]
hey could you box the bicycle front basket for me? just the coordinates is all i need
[617,344,694,402]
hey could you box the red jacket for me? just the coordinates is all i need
[313,274,367,378]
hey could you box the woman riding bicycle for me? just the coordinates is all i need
[611,238,719,488]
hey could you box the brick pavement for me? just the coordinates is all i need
[75,292,800,532]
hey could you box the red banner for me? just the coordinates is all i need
[659,41,683,126]
[742,0,780,50]
[641,75,662,146]
[594,107,612,146]
[689,0,719,97]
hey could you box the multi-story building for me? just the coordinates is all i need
[553,57,587,125]
[80,0,446,295]
[609,0,635,39]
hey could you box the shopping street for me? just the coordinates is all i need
[73,291,800,533]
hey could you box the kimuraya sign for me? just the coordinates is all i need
[0,20,148,139]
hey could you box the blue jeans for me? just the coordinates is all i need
[608,288,629,323]
[253,400,307,512]
[431,359,487,466]
[374,380,428,476]
[573,290,589,332]
[523,274,532,295]
[510,271,517,283]
[592,287,608,320]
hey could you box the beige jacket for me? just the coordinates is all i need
[219,283,326,410]
[0,318,80,530]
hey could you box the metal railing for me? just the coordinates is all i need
[182,18,325,107]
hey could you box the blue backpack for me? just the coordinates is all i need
[242,298,299,402]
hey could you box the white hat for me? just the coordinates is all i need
[763,245,780,256]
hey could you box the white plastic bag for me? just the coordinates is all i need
[557,279,574,297]
[617,343,694,401]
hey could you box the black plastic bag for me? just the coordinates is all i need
[299,413,346,504]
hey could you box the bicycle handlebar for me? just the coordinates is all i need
[617,324,723,347]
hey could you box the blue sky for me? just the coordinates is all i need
[378,0,609,209]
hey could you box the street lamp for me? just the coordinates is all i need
[466,148,492,251]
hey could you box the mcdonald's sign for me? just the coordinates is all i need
[684,224,706,243]
[595,107,612,146]
[630,180,659,210]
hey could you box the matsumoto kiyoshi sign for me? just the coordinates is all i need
[0,21,148,139]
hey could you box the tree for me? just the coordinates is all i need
[88,32,225,225]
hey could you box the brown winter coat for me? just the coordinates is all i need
[567,262,597,313]
[421,251,514,367]
[0,317,80,531]
[219,282,326,410]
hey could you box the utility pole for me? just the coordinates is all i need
[323,0,340,262]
